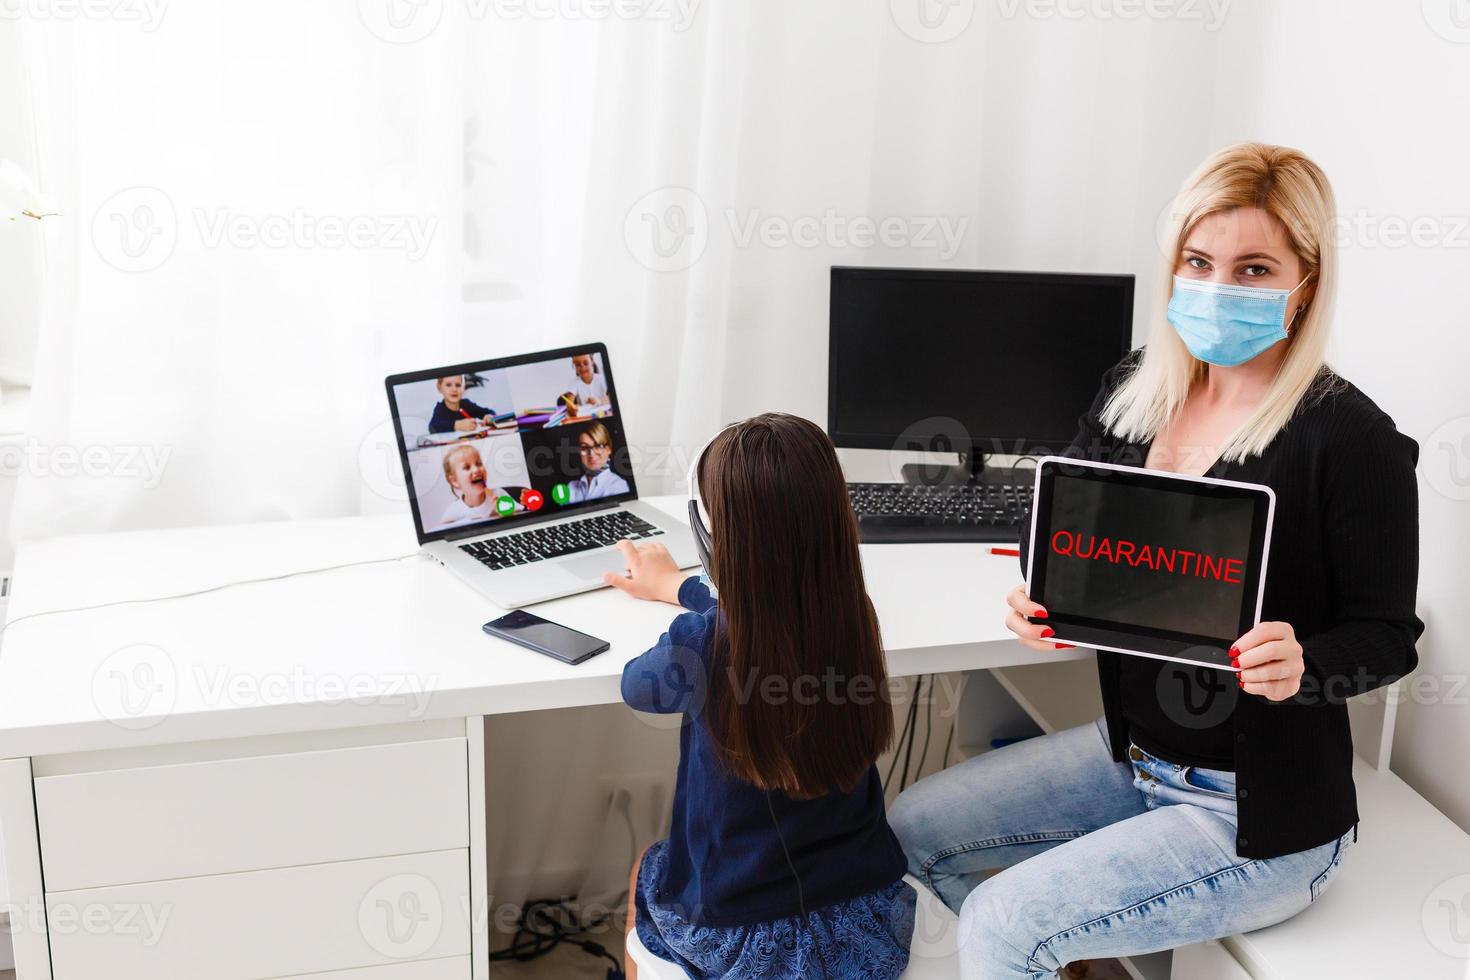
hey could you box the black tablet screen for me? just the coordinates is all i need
[1042,474,1257,640]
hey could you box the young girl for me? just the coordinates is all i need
[436,445,520,528]
[604,413,915,979]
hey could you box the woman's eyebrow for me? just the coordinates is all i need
[1234,251,1280,263]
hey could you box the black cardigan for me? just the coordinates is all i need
[1023,351,1422,860]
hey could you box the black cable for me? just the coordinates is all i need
[887,678,923,793]
[883,678,919,791]
[913,674,935,789]
[765,791,831,980]
[487,897,622,969]
[1009,454,1040,487]
[943,719,956,768]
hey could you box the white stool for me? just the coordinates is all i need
[625,877,962,978]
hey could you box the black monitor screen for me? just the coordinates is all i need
[828,268,1134,454]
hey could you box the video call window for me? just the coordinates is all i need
[390,351,632,536]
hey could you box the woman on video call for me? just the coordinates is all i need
[569,422,629,502]
[891,143,1422,976]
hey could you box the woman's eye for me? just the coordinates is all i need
[1185,256,1209,270]
[1242,265,1271,278]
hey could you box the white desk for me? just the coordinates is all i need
[0,496,1065,979]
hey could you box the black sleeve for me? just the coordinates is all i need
[1019,351,1140,580]
[428,402,455,434]
[1299,413,1423,701]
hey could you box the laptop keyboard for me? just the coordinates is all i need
[459,510,663,571]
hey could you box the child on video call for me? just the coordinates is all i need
[570,353,608,407]
[568,422,630,502]
[606,413,914,980]
[437,445,520,528]
[429,375,496,434]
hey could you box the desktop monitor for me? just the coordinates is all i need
[828,266,1134,477]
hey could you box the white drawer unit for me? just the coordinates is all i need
[268,960,472,978]
[34,736,470,891]
[46,849,472,980]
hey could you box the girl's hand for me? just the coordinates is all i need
[603,539,686,605]
[1232,621,1304,700]
[1005,584,1073,652]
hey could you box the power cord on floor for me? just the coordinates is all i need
[488,897,626,979]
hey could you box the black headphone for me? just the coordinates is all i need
[686,425,731,584]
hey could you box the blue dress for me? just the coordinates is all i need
[635,837,916,978]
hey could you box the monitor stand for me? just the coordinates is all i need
[900,451,998,487]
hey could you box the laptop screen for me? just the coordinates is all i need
[385,344,636,542]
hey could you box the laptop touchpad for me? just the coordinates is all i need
[561,550,628,581]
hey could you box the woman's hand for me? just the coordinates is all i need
[603,539,686,605]
[1232,621,1305,700]
[1005,585,1073,652]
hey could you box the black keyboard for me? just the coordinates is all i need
[847,482,1032,543]
[459,510,663,571]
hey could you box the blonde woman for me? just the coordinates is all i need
[569,422,630,502]
[891,144,1421,976]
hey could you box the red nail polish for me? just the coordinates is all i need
[1055,643,1075,649]
[1229,646,1240,657]
[1034,609,1049,619]
[1040,627,1055,638]
[1238,678,1245,689]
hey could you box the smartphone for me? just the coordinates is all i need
[482,610,610,666]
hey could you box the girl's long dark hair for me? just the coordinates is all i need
[699,413,893,799]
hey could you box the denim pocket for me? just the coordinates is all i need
[1309,831,1354,902]
[1181,765,1237,800]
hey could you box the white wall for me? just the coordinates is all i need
[1206,0,1470,832]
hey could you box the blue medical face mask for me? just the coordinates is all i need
[1167,274,1313,367]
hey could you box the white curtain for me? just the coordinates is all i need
[14,0,1231,542]
[12,0,1235,909]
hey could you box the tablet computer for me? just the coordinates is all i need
[1025,457,1275,671]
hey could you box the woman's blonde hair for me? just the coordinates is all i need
[1101,142,1341,463]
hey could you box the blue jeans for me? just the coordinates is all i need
[889,718,1353,979]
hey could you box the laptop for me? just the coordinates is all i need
[385,343,699,608]
[1024,456,1275,671]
